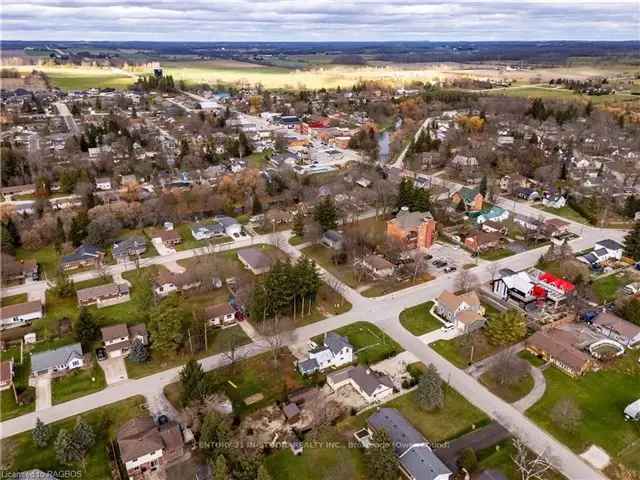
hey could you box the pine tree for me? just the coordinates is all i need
[623,222,640,261]
[54,428,82,465]
[5,218,21,248]
[69,210,90,247]
[129,338,149,363]
[33,417,52,448]
[313,197,338,232]
[416,364,444,411]
[72,416,95,455]
[293,211,305,237]
[179,358,208,406]
[74,307,99,350]
[479,176,488,197]
[55,216,66,245]
[252,195,263,215]
[214,455,229,480]
[54,268,76,298]
[364,429,399,480]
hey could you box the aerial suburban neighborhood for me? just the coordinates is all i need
[0,14,639,480]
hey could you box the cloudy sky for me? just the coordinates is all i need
[2,0,638,41]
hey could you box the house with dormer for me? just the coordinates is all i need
[297,332,353,375]
[435,290,486,333]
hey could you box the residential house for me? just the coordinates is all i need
[101,323,148,358]
[157,230,182,248]
[0,301,43,330]
[365,408,451,480]
[590,311,640,348]
[386,209,438,250]
[451,155,479,170]
[362,254,395,278]
[0,360,13,391]
[464,231,502,254]
[321,230,344,250]
[205,303,237,327]
[191,221,225,241]
[31,343,84,377]
[476,206,509,224]
[95,177,112,191]
[451,187,484,211]
[493,269,575,306]
[513,214,543,232]
[435,290,486,333]
[117,416,185,479]
[481,220,508,235]
[326,365,394,403]
[61,244,104,271]
[112,237,147,261]
[526,329,594,377]
[544,218,570,238]
[237,248,273,275]
[298,332,354,375]
[515,188,540,202]
[1,254,39,283]
[542,194,567,209]
[578,239,625,267]
[154,270,201,297]
[77,283,130,308]
[215,215,242,237]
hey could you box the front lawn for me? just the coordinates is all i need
[316,321,403,365]
[477,439,566,480]
[0,395,146,479]
[15,245,59,279]
[399,301,442,336]
[302,244,359,288]
[175,223,231,251]
[1,293,28,306]
[535,205,589,225]
[430,331,506,369]
[526,350,640,476]
[360,273,434,297]
[480,248,515,261]
[126,324,250,379]
[479,370,534,403]
[0,345,34,421]
[51,359,106,405]
[591,272,632,304]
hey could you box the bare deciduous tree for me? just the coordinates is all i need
[511,438,553,480]
[455,269,478,293]
[489,348,530,386]
[255,316,295,365]
[550,398,583,433]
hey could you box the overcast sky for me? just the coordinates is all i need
[2,0,639,42]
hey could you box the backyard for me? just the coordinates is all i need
[591,271,635,304]
[0,395,146,479]
[526,349,640,478]
[0,345,34,421]
[399,301,442,336]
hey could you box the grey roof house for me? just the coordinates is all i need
[31,343,84,376]
[112,236,147,260]
[367,408,452,480]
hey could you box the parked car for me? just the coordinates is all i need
[96,347,107,361]
[424,254,433,261]
[444,266,457,273]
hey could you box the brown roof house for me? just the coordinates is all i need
[464,231,502,254]
[157,230,182,248]
[101,323,148,359]
[1,254,39,283]
[117,416,185,479]
[0,301,43,330]
[361,254,395,279]
[77,283,130,308]
[526,329,594,377]
[435,290,486,333]
[237,248,273,275]
[205,303,237,327]
[590,311,640,348]
[153,270,202,297]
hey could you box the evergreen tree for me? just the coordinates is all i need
[55,216,66,252]
[396,178,415,210]
[293,211,305,237]
[214,455,229,480]
[54,268,76,298]
[1,223,17,255]
[179,358,208,405]
[199,412,232,458]
[129,338,149,363]
[72,416,95,455]
[364,429,399,480]
[54,428,81,465]
[479,176,488,197]
[148,297,188,353]
[623,222,640,261]
[313,197,338,232]
[69,210,90,247]
[252,195,262,215]
[416,364,444,411]
[5,217,21,248]
[485,310,527,346]
[74,307,100,350]
[33,417,52,448]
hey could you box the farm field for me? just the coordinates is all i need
[12,65,135,90]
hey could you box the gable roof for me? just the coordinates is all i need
[31,343,83,373]
[436,290,481,313]
[0,300,42,320]
[527,329,591,373]
[62,244,104,264]
[595,239,624,251]
[117,416,183,464]
[324,332,352,355]
[390,211,433,230]
[592,311,640,340]
[237,248,273,271]
[101,324,129,342]
[368,407,425,455]
[77,283,129,303]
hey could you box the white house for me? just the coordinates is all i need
[191,221,224,241]
[326,365,394,403]
[361,254,395,278]
[297,332,353,375]
[435,290,486,333]
[31,343,84,376]
[215,216,242,237]
[579,239,625,267]
[542,194,567,209]
[95,177,112,191]
[205,303,237,327]
[0,301,43,330]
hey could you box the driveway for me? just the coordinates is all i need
[152,237,176,256]
[34,375,52,411]
[99,357,128,385]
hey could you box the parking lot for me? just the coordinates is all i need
[427,242,478,277]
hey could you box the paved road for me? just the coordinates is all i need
[54,101,80,135]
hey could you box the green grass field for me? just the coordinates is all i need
[490,85,640,106]
[0,395,146,479]
[0,345,35,421]
[591,272,632,304]
[479,370,534,403]
[51,359,106,405]
[1,293,28,306]
[526,350,640,475]
[399,301,442,336]
[534,205,590,225]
